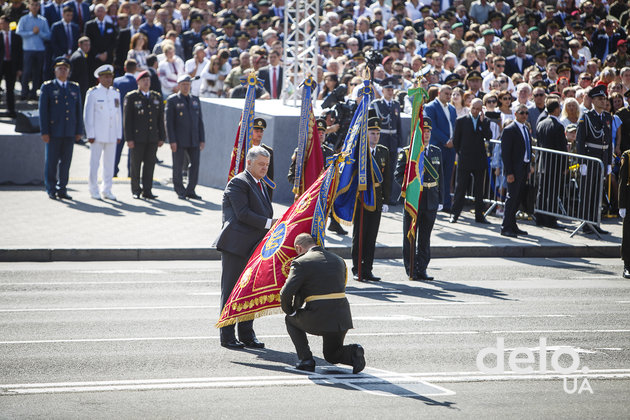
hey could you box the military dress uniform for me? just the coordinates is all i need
[352,117,390,281]
[618,150,630,278]
[83,65,122,200]
[251,117,275,200]
[165,75,206,200]
[39,57,84,199]
[394,117,443,280]
[576,85,613,229]
[123,73,166,198]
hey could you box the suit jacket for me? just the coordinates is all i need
[69,48,89,99]
[113,73,137,116]
[423,98,457,148]
[501,121,531,178]
[50,21,79,58]
[84,18,116,74]
[165,93,205,147]
[123,89,165,144]
[280,246,353,333]
[63,1,91,29]
[0,30,23,73]
[258,64,283,99]
[453,114,491,171]
[504,54,534,76]
[114,27,132,73]
[43,2,64,27]
[148,67,162,96]
[536,115,567,152]
[592,29,627,61]
[214,171,273,258]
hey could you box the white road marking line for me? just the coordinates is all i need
[594,348,624,351]
[353,315,434,321]
[491,329,630,334]
[78,270,167,274]
[432,314,572,319]
[0,280,212,286]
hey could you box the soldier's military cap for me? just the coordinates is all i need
[557,63,572,74]
[316,118,326,131]
[527,26,539,34]
[423,116,432,130]
[394,24,404,32]
[253,117,267,129]
[333,42,346,51]
[466,70,483,81]
[190,13,203,22]
[502,23,513,32]
[381,77,396,89]
[444,73,462,87]
[533,50,547,58]
[452,22,464,30]
[532,80,548,89]
[94,64,114,78]
[258,0,271,6]
[565,123,577,132]
[588,84,607,98]
[177,74,193,83]
[352,51,365,61]
[54,56,71,68]
[420,5,430,12]
[237,32,249,40]
[547,55,560,63]
[482,29,495,36]
[368,117,381,130]
[136,70,150,81]
[245,19,259,29]
[222,19,236,28]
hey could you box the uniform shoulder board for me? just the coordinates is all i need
[43,80,54,86]
[87,86,97,92]
[149,90,162,97]
[70,81,79,87]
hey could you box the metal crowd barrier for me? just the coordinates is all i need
[460,140,605,238]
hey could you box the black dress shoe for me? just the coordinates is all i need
[351,344,365,374]
[243,338,265,348]
[501,230,518,238]
[177,194,187,200]
[624,266,630,279]
[476,217,491,224]
[449,215,458,223]
[414,270,434,281]
[132,193,142,199]
[352,273,365,282]
[296,358,316,372]
[142,193,158,199]
[363,272,381,281]
[48,192,57,200]
[57,192,72,200]
[515,228,528,235]
[594,225,609,235]
[186,193,202,200]
[221,339,245,349]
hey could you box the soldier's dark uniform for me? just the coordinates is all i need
[394,117,443,281]
[123,72,166,198]
[165,75,205,199]
[352,117,390,282]
[287,119,334,188]
[618,150,630,278]
[370,77,403,205]
[616,93,630,154]
[181,29,204,61]
[39,57,84,200]
[251,117,275,200]
[575,85,613,232]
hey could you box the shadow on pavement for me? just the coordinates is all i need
[61,199,124,216]
[346,281,459,302]
[505,257,617,275]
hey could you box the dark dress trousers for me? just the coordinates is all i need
[352,144,390,275]
[618,150,630,263]
[280,246,355,364]
[123,89,165,195]
[214,170,273,343]
[395,145,443,276]
[501,121,532,233]
[451,114,491,220]
[112,73,137,177]
[165,92,205,197]
[535,115,567,226]
[0,30,22,115]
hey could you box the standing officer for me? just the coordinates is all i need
[251,117,275,199]
[280,233,365,374]
[352,116,390,282]
[618,150,630,278]
[113,59,138,178]
[370,77,403,205]
[39,56,83,200]
[287,118,333,193]
[576,84,612,235]
[83,64,122,201]
[123,70,165,200]
[394,117,443,281]
[165,74,205,200]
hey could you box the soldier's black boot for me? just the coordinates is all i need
[623,266,630,279]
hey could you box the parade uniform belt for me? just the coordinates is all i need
[304,292,346,303]
[423,181,438,188]
[380,129,397,134]
[585,143,608,150]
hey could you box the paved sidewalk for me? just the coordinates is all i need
[0,143,622,261]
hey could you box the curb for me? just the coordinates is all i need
[0,245,620,262]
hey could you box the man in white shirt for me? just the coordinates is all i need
[483,56,515,92]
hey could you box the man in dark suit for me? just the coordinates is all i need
[501,103,533,238]
[50,7,79,59]
[69,36,90,103]
[352,117,390,282]
[214,146,274,350]
[592,19,626,61]
[257,50,283,99]
[395,117,443,281]
[0,15,22,118]
[251,117,275,199]
[123,70,165,199]
[84,4,115,81]
[618,150,630,278]
[450,98,492,224]
[504,41,534,77]
[113,24,132,75]
[280,233,365,373]
[146,54,162,97]
[535,98,567,229]
[113,59,137,177]
[43,0,65,27]
[166,75,205,200]
[63,0,89,31]
[423,85,457,212]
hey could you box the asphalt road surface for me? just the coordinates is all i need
[1,258,629,419]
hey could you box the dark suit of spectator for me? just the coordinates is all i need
[501,120,532,235]
[147,66,161,96]
[50,20,79,59]
[114,27,131,74]
[0,28,22,117]
[113,72,137,177]
[84,18,115,81]
[592,28,627,61]
[504,54,534,76]
[63,0,90,31]
[258,64,283,99]
[43,1,64,27]
[69,47,89,103]
[535,114,567,227]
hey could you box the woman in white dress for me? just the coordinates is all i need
[157,41,185,97]
[185,44,209,97]
[199,55,225,98]
[127,33,150,71]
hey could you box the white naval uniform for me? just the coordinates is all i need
[83,83,123,197]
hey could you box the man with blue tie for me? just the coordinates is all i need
[63,0,89,31]
[423,84,457,212]
[113,59,138,178]
[43,0,65,27]
[500,103,532,238]
[50,7,78,59]
[39,57,84,200]
[84,4,116,82]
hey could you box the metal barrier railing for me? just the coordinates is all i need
[460,140,605,238]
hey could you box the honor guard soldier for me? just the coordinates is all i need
[251,117,275,200]
[123,70,166,199]
[181,14,204,60]
[370,77,403,205]
[394,117,443,281]
[576,84,612,235]
[165,74,206,200]
[39,56,84,200]
[84,64,122,201]
[618,150,630,278]
[352,116,390,282]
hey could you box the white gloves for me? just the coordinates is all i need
[438,204,444,211]
[580,165,587,176]
[382,204,389,213]
[607,165,612,175]
[620,208,626,218]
